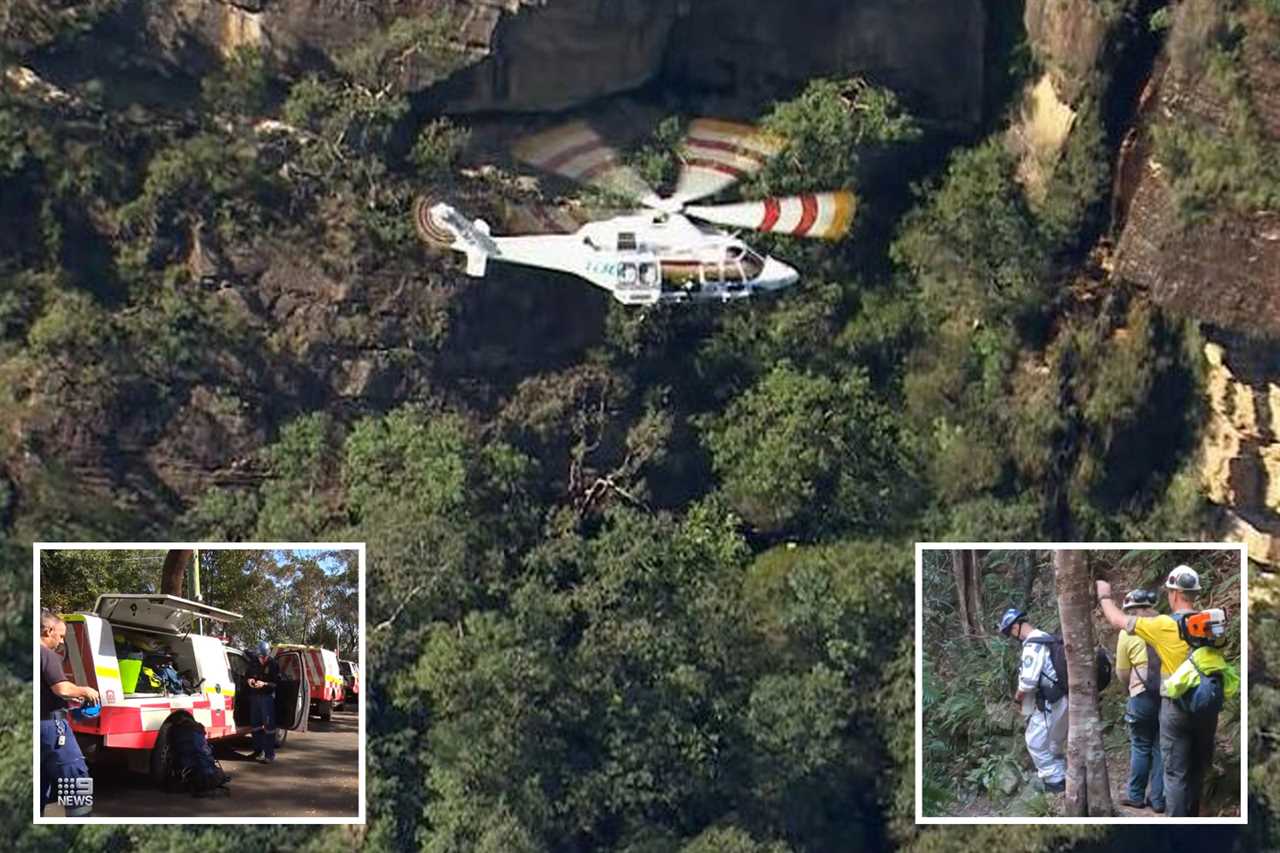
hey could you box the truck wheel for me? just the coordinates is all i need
[274,728,288,749]
[149,718,176,789]
[316,700,332,722]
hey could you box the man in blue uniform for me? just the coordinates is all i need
[245,640,280,763]
[39,610,98,816]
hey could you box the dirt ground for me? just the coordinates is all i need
[46,708,361,819]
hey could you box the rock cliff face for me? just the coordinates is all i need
[1111,5,1280,564]
[1202,339,1280,566]
[29,0,984,125]
[444,0,984,123]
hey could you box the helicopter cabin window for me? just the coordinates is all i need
[700,260,723,283]
[617,232,637,252]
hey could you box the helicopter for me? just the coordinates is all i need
[415,118,856,306]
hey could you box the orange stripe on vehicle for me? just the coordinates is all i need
[794,194,818,236]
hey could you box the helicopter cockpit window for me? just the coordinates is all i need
[723,246,764,282]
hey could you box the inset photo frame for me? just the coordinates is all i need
[33,542,365,824]
[915,542,1246,825]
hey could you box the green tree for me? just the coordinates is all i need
[699,362,913,536]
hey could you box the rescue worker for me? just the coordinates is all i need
[245,640,280,763]
[1097,565,1212,816]
[39,610,98,816]
[999,607,1067,792]
[1113,588,1166,812]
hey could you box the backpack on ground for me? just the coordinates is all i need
[1027,634,1112,705]
[169,716,230,797]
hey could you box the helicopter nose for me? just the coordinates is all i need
[759,256,800,290]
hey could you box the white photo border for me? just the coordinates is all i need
[32,541,367,826]
[914,541,1248,826]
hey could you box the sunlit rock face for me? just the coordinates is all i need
[1202,339,1280,567]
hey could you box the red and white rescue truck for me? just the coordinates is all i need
[272,644,344,721]
[62,594,310,784]
[338,659,360,711]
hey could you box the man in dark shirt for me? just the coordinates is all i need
[244,640,280,763]
[39,610,98,816]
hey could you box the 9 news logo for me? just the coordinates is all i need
[56,777,93,808]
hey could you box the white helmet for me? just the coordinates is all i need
[1165,564,1201,592]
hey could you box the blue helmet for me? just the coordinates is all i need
[998,607,1026,636]
[255,640,271,657]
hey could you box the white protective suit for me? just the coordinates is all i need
[1019,629,1068,785]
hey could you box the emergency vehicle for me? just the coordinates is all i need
[272,644,344,721]
[62,594,310,784]
[337,659,360,711]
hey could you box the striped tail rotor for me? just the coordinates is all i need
[414,196,457,247]
[684,191,857,240]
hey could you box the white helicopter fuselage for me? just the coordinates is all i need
[429,203,800,305]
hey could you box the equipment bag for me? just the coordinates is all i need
[169,717,230,797]
[1027,634,1113,704]
[1177,654,1225,718]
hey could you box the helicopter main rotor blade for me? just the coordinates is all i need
[684,191,857,240]
[500,200,586,235]
[513,121,659,207]
[671,118,783,205]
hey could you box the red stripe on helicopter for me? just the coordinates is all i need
[578,157,622,181]
[684,158,749,180]
[760,197,781,232]
[683,137,769,166]
[794,194,818,236]
[532,206,566,233]
[541,139,606,172]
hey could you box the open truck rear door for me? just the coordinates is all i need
[274,649,310,732]
[94,594,240,634]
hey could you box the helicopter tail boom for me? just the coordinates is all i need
[414,197,498,276]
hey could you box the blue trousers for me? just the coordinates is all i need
[1127,690,1165,808]
[249,693,276,759]
[40,718,92,816]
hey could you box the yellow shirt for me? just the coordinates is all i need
[1126,613,1191,677]
[1115,629,1151,696]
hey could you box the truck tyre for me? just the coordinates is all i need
[149,717,177,789]
[316,699,331,722]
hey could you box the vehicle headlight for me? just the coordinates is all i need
[639,263,657,285]
[619,263,637,285]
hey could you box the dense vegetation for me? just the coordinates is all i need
[0,1,1275,850]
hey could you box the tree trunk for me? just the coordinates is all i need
[160,549,193,596]
[1054,549,1113,816]
[1022,550,1037,606]
[952,550,986,635]
[951,549,972,635]
[967,551,985,635]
